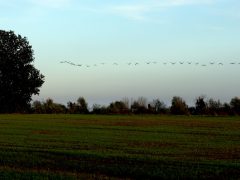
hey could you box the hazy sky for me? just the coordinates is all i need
[1,0,240,106]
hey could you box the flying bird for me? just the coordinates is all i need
[179,62,184,64]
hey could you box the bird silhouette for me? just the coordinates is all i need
[179,62,184,64]
[218,63,223,65]
[170,62,176,65]
[210,62,215,65]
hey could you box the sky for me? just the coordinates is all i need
[1,0,240,106]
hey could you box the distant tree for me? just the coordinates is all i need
[221,103,232,115]
[92,104,101,113]
[0,30,44,113]
[44,98,55,114]
[32,100,45,113]
[67,101,77,114]
[108,101,129,114]
[42,98,66,114]
[137,97,147,108]
[77,97,89,114]
[195,96,207,115]
[150,99,167,114]
[121,97,130,109]
[131,97,148,114]
[170,96,189,115]
[230,97,240,115]
[67,97,88,114]
[207,98,222,116]
[188,106,197,115]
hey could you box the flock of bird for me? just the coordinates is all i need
[60,60,240,68]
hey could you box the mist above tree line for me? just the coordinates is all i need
[31,96,240,116]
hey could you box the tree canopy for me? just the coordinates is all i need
[0,30,44,113]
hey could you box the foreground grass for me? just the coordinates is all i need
[0,114,240,179]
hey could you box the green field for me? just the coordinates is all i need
[0,115,240,179]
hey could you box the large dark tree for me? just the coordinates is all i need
[0,30,44,113]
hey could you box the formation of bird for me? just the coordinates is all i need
[60,60,240,68]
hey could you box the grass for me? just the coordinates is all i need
[0,114,240,179]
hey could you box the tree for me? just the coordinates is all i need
[67,101,78,114]
[195,96,207,115]
[170,96,189,115]
[77,97,89,114]
[207,98,222,116]
[67,97,89,114]
[108,101,129,114]
[32,100,45,114]
[0,30,44,113]
[230,97,240,115]
[131,97,148,114]
[151,99,167,114]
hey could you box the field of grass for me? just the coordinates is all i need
[0,114,240,179]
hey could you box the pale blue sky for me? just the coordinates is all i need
[1,0,240,106]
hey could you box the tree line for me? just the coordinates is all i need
[1,30,240,115]
[31,96,240,116]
